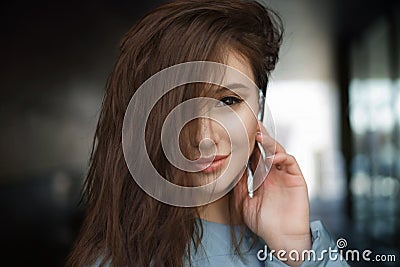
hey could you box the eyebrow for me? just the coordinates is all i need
[202,82,257,97]
[222,82,254,90]
[214,82,260,96]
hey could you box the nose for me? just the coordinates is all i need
[194,117,220,152]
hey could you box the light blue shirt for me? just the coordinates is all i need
[185,219,350,267]
[93,219,350,266]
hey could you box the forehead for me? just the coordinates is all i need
[224,50,255,83]
[196,51,258,99]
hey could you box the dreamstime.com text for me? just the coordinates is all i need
[257,238,397,263]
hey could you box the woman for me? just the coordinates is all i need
[66,0,349,266]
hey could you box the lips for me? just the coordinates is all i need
[193,154,230,173]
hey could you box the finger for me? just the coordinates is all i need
[256,121,286,154]
[255,132,277,157]
[270,152,303,176]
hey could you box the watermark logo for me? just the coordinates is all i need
[336,238,347,249]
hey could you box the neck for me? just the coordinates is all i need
[197,193,241,225]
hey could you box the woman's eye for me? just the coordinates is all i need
[217,96,243,106]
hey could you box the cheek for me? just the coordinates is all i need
[239,109,258,156]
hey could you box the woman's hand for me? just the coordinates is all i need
[234,122,311,267]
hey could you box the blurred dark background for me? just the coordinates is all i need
[0,0,399,266]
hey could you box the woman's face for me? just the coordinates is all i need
[183,50,260,189]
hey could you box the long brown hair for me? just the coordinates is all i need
[66,0,283,266]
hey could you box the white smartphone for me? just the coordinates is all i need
[247,89,268,198]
